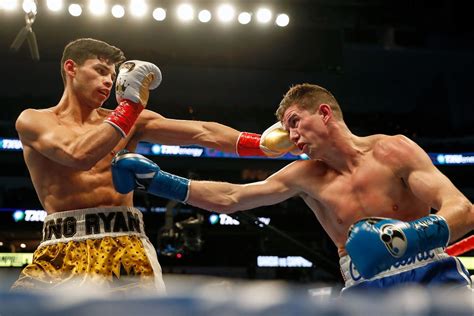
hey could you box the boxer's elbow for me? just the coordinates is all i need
[68,150,100,170]
[464,200,474,228]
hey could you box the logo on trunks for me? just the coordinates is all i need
[379,223,407,258]
[349,250,435,281]
[42,211,141,241]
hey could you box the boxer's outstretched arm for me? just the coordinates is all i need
[16,109,122,170]
[388,135,473,242]
[138,110,299,156]
[188,164,300,213]
[111,151,304,212]
[137,110,240,153]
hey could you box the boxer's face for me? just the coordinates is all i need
[72,58,116,108]
[282,104,326,158]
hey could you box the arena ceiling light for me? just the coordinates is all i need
[198,9,211,23]
[237,11,251,25]
[22,0,36,14]
[46,0,62,12]
[68,3,82,17]
[275,13,289,27]
[1,0,18,11]
[256,7,272,24]
[130,0,147,17]
[88,0,106,16]
[111,4,125,18]
[216,4,235,23]
[152,7,166,21]
[176,3,193,22]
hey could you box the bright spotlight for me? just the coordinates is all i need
[89,0,106,16]
[20,243,26,249]
[256,8,272,24]
[275,13,289,27]
[46,0,62,12]
[198,9,211,23]
[238,11,251,25]
[111,4,124,18]
[22,0,36,14]
[130,0,147,17]
[217,4,235,23]
[177,3,193,22]
[68,3,82,16]
[152,7,166,21]
[1,0,18,11]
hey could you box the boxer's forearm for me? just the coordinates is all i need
[65,123,122,169]
[139,118,241,153]
[437,198,473,243]
[186,181,243,213]
[187,180,290,213]
[191,121,241,153]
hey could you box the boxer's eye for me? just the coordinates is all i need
[288,116,298,128]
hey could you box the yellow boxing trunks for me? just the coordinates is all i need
[11,207,165,294]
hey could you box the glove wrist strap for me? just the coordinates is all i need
[236,132,265,157]
[104,100,144,137]
[148,171,190,203]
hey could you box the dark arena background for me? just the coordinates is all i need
[0,0,473,314]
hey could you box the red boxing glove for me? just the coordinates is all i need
[236,132,265,157]
[105,100,144,137]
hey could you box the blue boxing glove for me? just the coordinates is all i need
[345,215,450,279]
[111,150,190,202]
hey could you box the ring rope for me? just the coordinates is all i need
[446,235,474,256]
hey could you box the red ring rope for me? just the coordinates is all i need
[446,235,474,256]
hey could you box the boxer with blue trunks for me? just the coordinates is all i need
[12,207,165,292]
[109,83,474,292]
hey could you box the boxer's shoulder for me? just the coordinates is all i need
[16,107,58,132]
[283,159,329,180]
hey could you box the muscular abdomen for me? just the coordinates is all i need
[25,148,132,213]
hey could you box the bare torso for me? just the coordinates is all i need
[22,108,140,213]
[295,136,430,255]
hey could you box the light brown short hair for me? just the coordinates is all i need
[275,83,343,121]
[60,38,126,85]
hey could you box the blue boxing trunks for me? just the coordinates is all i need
[11,207,165,294]
[340,247,472,293]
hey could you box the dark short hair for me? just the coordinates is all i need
[60,38,126,85]
[275,83,343,121]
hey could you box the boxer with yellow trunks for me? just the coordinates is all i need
[13,38,299,293]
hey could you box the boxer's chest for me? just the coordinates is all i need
[319,158,429,224]
[307,158,427,227]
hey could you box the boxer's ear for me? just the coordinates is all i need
[318,104,332,124]
[64,59,77,78]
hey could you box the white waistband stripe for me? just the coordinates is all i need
[40,207,146,246]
